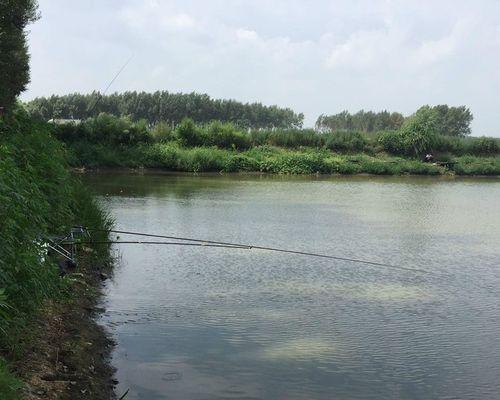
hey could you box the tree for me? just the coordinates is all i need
[432,105,473,136]
[0,0,39,113]
[25,91,304,129]
[400,106,439,157]
[316,110,404,132]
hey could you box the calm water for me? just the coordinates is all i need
[83,173,500,400]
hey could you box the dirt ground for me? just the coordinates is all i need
[15,259,117,400]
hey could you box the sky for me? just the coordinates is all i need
[23,0,500,135]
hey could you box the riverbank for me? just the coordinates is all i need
[14,253,115,400]
[67,142,500,176]
[0,109,116,399]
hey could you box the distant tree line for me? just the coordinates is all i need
[25,91,304,129]
[316,105,473,137]
[316,110,405,133]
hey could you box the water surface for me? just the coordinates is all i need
[83,173,500,400]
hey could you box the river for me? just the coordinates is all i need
[82,172,500,400]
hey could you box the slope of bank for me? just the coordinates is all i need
[67,142,500,176]
[0,109,115,399]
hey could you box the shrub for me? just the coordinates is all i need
[151,121,175,143]
[0,108,112,350]
[399,106,439,157]
[0,358,22,400]
[377,130,406,155]
[248,129,321,148]
[176,147,227,172]
[54,113,152,145]
[470,137,500,156]
[204,121,250,150]
[143,143,179,168]
[323,131,367,152]
[175,118,205,147]
[452,156,500,175]
[223,154,260,172]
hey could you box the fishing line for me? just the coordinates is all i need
[81,227,430,274]
[87,55,134,114]
[72,240,249,249]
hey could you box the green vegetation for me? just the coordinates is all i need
[316,110,405,133]
[317,105,473,136]
[0,0,39,113]
[0,108,112,397]
[25,91,304,129]
[62,141,499,176]
[52,111,500,176]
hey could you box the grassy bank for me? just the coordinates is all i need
[0,109,114,399]
[66,141,500,176]
[50,114,500,176]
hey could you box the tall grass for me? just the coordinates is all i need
[54,114,500,159]
[0,108,112,397]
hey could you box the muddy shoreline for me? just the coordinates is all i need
[73,166,500,179]
[15,255,117,400]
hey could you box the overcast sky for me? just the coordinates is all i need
[23,0,500,135]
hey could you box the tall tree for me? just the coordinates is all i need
[25,91,304,129]
[0,0,39,113]
[430,105,473,136]
[316,110,404,132]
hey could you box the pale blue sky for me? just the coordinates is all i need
[23,0,500,135]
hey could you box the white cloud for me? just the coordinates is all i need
[23,0,500,136]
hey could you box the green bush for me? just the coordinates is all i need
[151,121,175,143]
[0,107,112,362]
[323,131,367,152]
[470,137,500,156]
[176,147,228,172]
[204,121,250,150]
[175,118,206,147]
[223,154,260,172]
[248,129,320,148]
[54,113,152,145]
[377,130,406,155]
[0,358,22,400]
[434,135,500,156]
[452,156,500,175]
[144,143,179,168]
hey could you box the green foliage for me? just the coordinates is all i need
[175,118,205,147]
[0,358,22,400]
[377,130,406,155]
[54,113,152,145]
[0,0,39,112]
[469,137,500,156]
[452,156,500,175]
[151,121,175,143]
[176,147,227,172]
[434,135,500,156]
[399,106,439,157]
[223,154,260,172]
[0,109,112,386]
[316,110,404,132]
[431,104,473,136]
[323,131,367,152]
[204,121,250,150]
[379,107,441,157]
[248,129,321,148]
[25,91,304,129]
[0,289,12,334]
[316,105,473,137]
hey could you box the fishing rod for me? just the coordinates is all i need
[87,55,134,115]
[80,227,430,274]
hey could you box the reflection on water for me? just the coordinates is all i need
[83,172,500,400]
